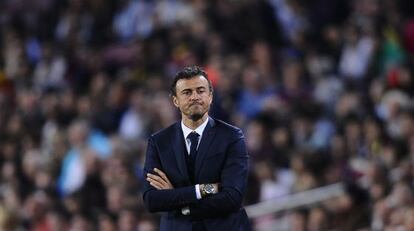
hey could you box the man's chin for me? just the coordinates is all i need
[189,113,203,121]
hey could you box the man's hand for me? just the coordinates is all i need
[146,168,173,190]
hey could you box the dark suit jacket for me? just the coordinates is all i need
[143,117,251,231]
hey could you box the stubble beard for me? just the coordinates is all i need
[189,113,204,121]
[187,103,207,121]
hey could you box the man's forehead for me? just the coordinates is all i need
[176,75,209,89]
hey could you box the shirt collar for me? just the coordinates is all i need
[181,117,209,139]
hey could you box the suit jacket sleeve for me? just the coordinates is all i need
[189,128,249,217]
[142,136,198,213]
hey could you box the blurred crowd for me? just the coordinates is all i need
[1,0,414,230]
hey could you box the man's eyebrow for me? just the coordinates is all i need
[180,88,192,93]
[181,86,206,92]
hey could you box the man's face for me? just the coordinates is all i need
[173,75,213,121]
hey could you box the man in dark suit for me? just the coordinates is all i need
[143,66,251,231]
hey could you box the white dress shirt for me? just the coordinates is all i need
[181,118,208,154]
[180,118,209,214]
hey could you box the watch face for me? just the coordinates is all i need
[205,184,215,194]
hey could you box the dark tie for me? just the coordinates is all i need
[187,131,200,157]
[187,132,200,182]
[187,132,206,231]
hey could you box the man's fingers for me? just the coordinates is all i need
[146,175,164,189]
[147,173,167,185]
[147,175,168,189]
[149,180,163,189]
[146,169,173,189]
[147,173,174,190]
[154,168,172,184]
[147,173,162,181]
[153,168,173,188]
[153,168,167,179]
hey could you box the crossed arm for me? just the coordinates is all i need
[146,168,219,195]
[142,134,248,216]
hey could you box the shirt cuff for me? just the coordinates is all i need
[195,184,202,199]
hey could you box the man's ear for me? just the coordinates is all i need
[172,96,179,108]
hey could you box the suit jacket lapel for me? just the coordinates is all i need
[171,123,191,183]
[195,117,216,180]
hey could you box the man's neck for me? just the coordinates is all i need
[182,114,208,130]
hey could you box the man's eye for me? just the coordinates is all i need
[183,91,191,96]
[197,89,205,94]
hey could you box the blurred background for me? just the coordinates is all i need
[0,0,414,230]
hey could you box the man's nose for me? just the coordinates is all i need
[189,91,201,100]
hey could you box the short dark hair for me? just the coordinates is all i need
[170,66,213,96]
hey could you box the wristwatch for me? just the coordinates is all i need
[201,184,216,197]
